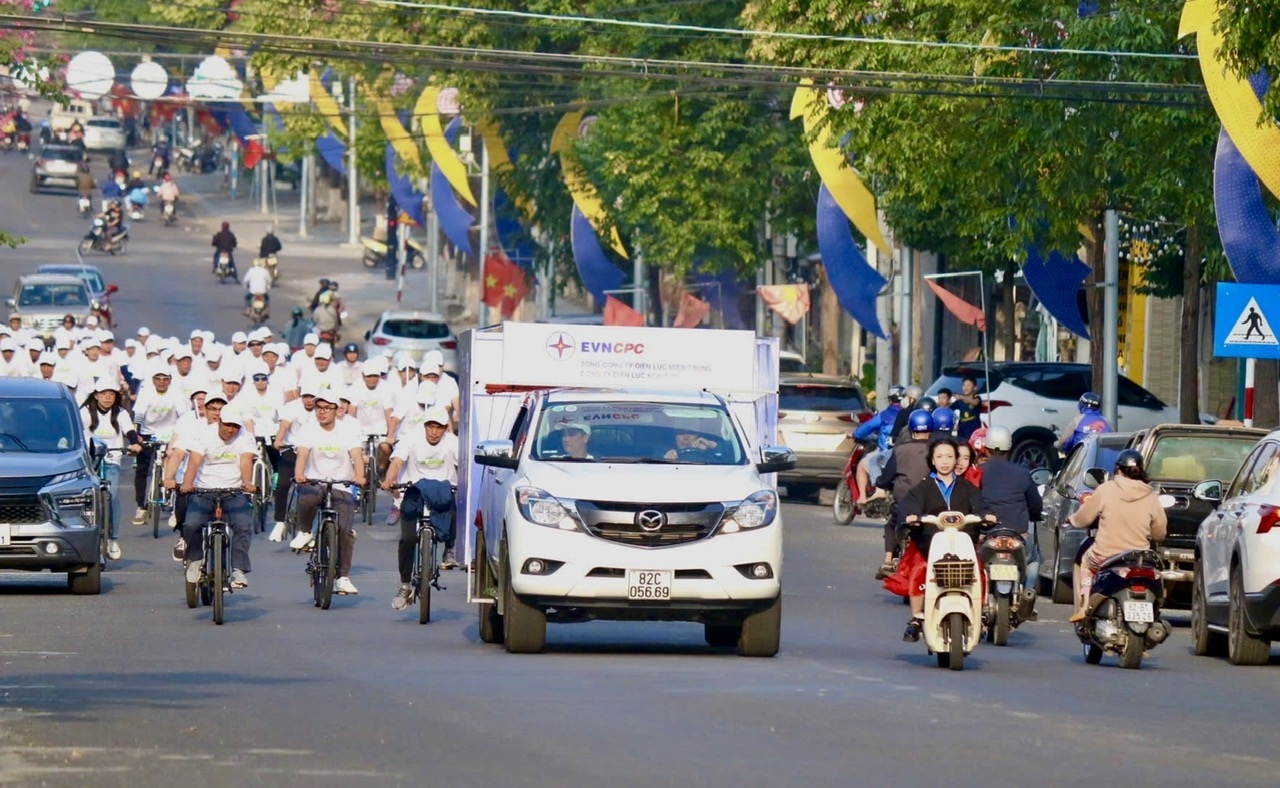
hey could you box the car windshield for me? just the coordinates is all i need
[18,282,89,308]
[380,319,449,340]
[42,269,104,293]
[42,147,83,162]
[86,119,121,129]
[0,398,79,453]
[778,383,865,413]
[531,401,746,466]
[1147,435,1259,483]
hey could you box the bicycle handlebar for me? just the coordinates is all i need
[193,487,246,497]
[301,478,355,487]
[387,482,458,493]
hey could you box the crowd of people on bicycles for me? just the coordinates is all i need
[0,316,460,611]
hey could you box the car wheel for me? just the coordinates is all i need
[1011,438,1056,473]
[67,564,102,595]
[1191,559,1226,657]
[1049,540,1073,604]
[1227,568,1271,666]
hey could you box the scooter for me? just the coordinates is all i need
[833,438,890,525]
[247,294,269,326]
[79,219,129,256]
[214,253,236,284]
[920,511,985,671]
[77,195,92,217]
[162,199,177,226]
[978,526,1036,645]
[255,254,280,281]
[360,235,427,269]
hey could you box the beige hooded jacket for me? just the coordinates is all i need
[1068,474,1168,559]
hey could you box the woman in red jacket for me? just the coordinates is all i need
[955,442,983,487]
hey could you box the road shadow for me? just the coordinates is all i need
[0,575,117,596]
[892,651,987,671]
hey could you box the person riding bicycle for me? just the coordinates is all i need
[1057,391,1110,454]
[81,377,143,561]
[211,221,239,279]
[382,405,458,611]
[852,384,906,505]
[178,403,259,590]
[1066,449,1167,622]
[271,386,319,542]
[131,362,190,526]
[292,391,366,596]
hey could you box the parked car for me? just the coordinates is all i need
[1191,429,1280,664]
[6,273,93,343]
[1035,432,1134,603]
[0,378,104,594]
[775,373,872,498]
[29,143,85,193]
[1127,424,1265,608]
[82,117,127,152]
[925,362,1180,471]
[363,310,457,372]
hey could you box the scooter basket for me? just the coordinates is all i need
[933,560,976,589]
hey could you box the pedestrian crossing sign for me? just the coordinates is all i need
[1214,284,1280,360]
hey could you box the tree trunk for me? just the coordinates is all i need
[1178,226,1201,424]
[1001,260,1016,360]
[820,264,842,375]
[1085,216,1105,394]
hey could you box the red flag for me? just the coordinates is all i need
[603,295,644,327]
[243,139,264,170]
[482,252,528,318]
[925,279,987,331]
[756,284,810,325]
[673,291,710,328]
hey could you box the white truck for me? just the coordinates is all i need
[460,322,794,656]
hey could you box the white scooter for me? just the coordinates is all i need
[920,511,985,671]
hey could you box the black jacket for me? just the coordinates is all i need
[260,233,282,257]
[878,437,933,528]
[900,475,987,554]
[212,229,237,253]
[978,457,1043,533]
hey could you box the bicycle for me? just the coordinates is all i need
[183,488,243,625]
[298,478,353,610]
[360,434,382,525]
[142,438,169,539]
[94,447,128,562]
[250,438,274,533]
[389,483,453,624]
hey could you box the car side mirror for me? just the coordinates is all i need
[4,297,13,309]
[1030,468,1053,486]
[756,445,797,474]
[106,284,119,294]
[1082,467,1106,489]
[1192,479,1222,504]
[364,330,371,341]
[475,439,518,470]
[90,437,108,464]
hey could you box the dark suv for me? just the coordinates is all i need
[0,379,104,594]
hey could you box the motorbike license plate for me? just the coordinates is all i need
[988,564,1020,582]
[1123,600,1155,623]
[627,570,672,601]
[0,524,10,546]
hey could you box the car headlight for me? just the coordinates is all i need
[721,490,779,534]
[516,486,580,531]
[46,470,92,486]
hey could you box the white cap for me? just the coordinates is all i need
[25,339,44,354]
[202,330,216,343]
[145,336,165,353]
[85,315,99,327]
[92,377,117,395]
[313,344,333,360]
[420,349,444,373]
[416,380,438,406]
[173,345,194,360]
[249,327,270,342]
[80,337,101,350]
[55,337,73,350]
[125,338,138,349]
[262,343,283,357]
[360,359,383,376]
[220,367,244,383]
[553,419,592,436]
[96,329,115,342]
[423,405,450,426]
[245,360,271,378]
[38,351,57,366]
[218,404,246,426]
[137,326,151,337]
[303,332,319,346]
[204,346,223,363]
[0,338,16,352]
[231,331,248,344]
[190,329,203,340]
[150,362,172,378]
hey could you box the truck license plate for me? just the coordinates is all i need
[0,524,10,546]
[988,564,1020,582]
[627,570,672,600]
[1123,600,1154,623]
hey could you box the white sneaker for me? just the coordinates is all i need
[385,507,400,526]
[289,531,314,551]
[230,568,248,588]
[334,576,359,595]
[185,560,202,584]
[391,583,413,610]
[268,522,286,542]
[106,540,122,561]
[171,537,186,562]
[132,507,147,525]
[168,512,177,528]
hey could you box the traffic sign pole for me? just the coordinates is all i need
[1245,357,1256,427]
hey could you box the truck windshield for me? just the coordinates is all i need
[18,283,89,308]
[0,398,79,453]
[532,401,746,465]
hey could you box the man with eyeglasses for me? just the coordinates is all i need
[131,362,190,526]
[292,391,365,595]
[271,384,319,542]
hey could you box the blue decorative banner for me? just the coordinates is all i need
[815,184,888,339]
[1022,245,1091,340]
[385,143,426,226]
[431,116,474,254]
[570,205,626,305]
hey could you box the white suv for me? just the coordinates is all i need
[1191,430,1280,665]
[925,362,1179,471]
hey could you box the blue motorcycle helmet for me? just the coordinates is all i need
[907,409,934,433]
[1079,391,1101,413]
[931,407,956,431]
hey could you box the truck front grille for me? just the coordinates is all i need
[576,501,725,548]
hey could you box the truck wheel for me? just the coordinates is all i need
[704,622,742,648]
[1228,569,1271,666]
[503,557,546,654]
[738,594,781,657]
[67,564,101,595]
[476,531,504,644]
[1011,438,1056,473]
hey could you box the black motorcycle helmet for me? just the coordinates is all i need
[916,396,937,413]
[342,342,359,355]
[318,277,330,287]
[887,384,907,403]
[328,281,339,291]
[1115,449,1146,480]
[291,306,304,317]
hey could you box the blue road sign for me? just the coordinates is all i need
[1214,283,1280,360]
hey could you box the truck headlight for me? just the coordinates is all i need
[721,490,778,534]
[516,487,580,531]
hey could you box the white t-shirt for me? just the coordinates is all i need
[345,381,395,437]
[243,265,273,296]
[132,386,190,441]
[237,387,284,439]
[81,405,136,465]
[279,399,317,446]
[170,413,218,481]
[190,428,256,489]
[297,419,362,481]
[172,370,209,401]
[336,360,363,388]
[392,399,425,442]
[391,431,459,486]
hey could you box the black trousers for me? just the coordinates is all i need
[273,447,296,522]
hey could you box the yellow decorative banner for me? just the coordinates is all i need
[309,71,347,141]
[789,81,891,257]
[374,91,421,172]
[414,86,477,207]
[1179,0,1280,200]
[551,111,628,259]
[478,117,536,219]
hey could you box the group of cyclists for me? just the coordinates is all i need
[849,382,1165,637]
[0,315,461,611]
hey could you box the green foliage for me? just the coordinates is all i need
[1216,0,1280,125]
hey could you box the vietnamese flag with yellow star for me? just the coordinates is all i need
[483,252,529,318]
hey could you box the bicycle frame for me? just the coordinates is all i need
[300,478,353,610]
[189,488,241,626]
[390,482,455,624]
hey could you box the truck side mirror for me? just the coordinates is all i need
[4,297,13,309]
[1192,479,1222,504]
[475,439,518,470]
[756,445,796,474]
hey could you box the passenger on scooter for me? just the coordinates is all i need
[955,442,982,487]
[888,385,923,438]
[893,395,937,445]
[1057,391,1110,454]
[852,384,905,504]
[1066,449,1166,622]
[976,425,1043,601]
[900,438,990,641]
[874,409,936,579]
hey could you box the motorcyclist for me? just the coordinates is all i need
[851,384,906,505]
[100,173,124,213]
[211,221,239,280]
[1066,449,1167,622]
[1056,391,1110,454]
[107,148,129,176]
[285,307,311,351]
[977,425,1043,609]
[150,140,170,175]
[309,278,332,312]
[158,173,180,214]
[75,162,95,207]
[103,200,125,241]
[259,228,283,259]
[874,409,935,579]
[242,261,273,316]
[930,405,956,440]
[311,292,340,339]
[888,385,924,438]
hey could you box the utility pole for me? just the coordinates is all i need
[1103,209,1120,427]
[345,76,358,246]
[298,154,309,239]
[873,239,891,405]
[477,135,491,327]
[898,246,913,385]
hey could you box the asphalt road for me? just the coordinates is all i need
[3,149,1280,788]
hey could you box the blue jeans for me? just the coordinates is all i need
[183,492,253,573]
[102,462,121,540]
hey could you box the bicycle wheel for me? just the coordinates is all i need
[148,461,163,538]
[211,531,226,626]
[100,486,113,562]
[361,456,376,524]
[418,527,433,625]
[319,519,338,610]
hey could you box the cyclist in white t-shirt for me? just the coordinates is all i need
[179,404,258,589]
[131,361,191,525]
[269,386,318,542]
